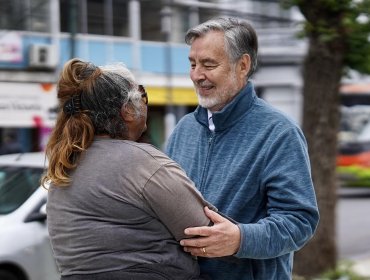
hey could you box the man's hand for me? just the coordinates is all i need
[180,206,241,257]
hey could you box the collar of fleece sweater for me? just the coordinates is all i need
[194,81,257,132]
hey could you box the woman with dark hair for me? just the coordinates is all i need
[42,58,216,280]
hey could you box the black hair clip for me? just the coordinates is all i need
[63,95,82,116]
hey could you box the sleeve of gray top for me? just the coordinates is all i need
[142,162,217,241]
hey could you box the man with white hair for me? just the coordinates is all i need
[166,17,319,280]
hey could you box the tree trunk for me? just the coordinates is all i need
[293,34,345,277]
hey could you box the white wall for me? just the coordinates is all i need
[253,65,303,125]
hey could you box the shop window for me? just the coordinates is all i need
[60,0,128,36]
[112,0,129,37]
[0,0,50,32]
[141,0,162,41]
[87,0,105,35]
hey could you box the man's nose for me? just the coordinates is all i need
[190,66,205,82]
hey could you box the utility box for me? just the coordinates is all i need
[28,44,58,69]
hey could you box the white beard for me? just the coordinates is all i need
[196,91,225,109]
[195,71,239,110]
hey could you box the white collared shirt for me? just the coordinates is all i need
[207,110,215,131]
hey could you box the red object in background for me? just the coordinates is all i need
[337,151,370,167]
[40,83,53,92]
[33,116,43,128]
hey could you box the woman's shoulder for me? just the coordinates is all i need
[91,138,173,165]
[86,139,175,179]
[116,141,174,164]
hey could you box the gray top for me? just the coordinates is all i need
[47,138,216,277]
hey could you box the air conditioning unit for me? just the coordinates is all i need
[28,44,58,69]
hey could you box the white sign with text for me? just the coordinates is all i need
[0,82,57,127]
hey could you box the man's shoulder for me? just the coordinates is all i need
[170,112,200,139]
[177,112,197,126]
[253,98,300,129]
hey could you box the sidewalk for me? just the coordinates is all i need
[337,186,370,279]
[352,257,370,278]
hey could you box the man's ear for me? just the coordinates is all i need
[121,104,136,122]
[238,54,251,79]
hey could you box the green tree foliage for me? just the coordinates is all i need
[284,0,370,74]
[344,0,370,73]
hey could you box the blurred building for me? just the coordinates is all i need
[0,0,306,151]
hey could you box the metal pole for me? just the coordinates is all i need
[68,0,77,58]
[50,0,60,65]
[104,0,113,36]
[129,0,141,78]
[161,0,176,144]
[80,0,89,58]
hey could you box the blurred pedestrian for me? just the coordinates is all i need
[42,58,218,280]
[166,17,319,280]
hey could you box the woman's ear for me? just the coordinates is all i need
[121,104,136,122]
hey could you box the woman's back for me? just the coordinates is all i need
[47,138,211,279]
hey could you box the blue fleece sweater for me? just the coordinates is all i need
[166,82,319,280]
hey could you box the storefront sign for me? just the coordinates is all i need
[0,82,57,127]
[0,32,23,62]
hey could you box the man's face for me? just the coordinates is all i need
[188,31,249,112]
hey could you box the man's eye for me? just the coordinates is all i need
[205,65,216,69]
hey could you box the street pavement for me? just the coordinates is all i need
[337,187,370,278]
[352,259,370,278]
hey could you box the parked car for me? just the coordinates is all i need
[0,152,59,280]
